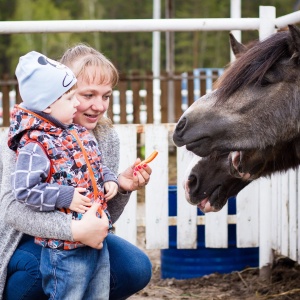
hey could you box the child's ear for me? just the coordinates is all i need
[43,107,52,114]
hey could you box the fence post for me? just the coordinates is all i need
[145,124,169,249]
[118,75,127,124]
[15,79,22,104]
[187,71,194,105]
[145,71,154,123]
[258,5,276,279]
[114,125,138,244]
[131,72,140,123]
[174,72,182,122]
[160,72,168,123]
[1,74,10,127]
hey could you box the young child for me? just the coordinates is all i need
[8,51,118,299]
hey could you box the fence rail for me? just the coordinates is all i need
[0,69,223,126]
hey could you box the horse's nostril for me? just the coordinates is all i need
[188,174,198,194]
[175,117,187,137]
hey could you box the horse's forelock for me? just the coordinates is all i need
[215,31,291,103]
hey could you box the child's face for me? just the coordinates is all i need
[48,90,80,125]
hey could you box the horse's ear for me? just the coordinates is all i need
[288,24,300,58]
[229,33,247,57]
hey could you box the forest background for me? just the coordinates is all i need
[0,0,299,78]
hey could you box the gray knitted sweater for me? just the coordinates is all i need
[0,124,130,299]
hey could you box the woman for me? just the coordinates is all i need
[0,44,152,300]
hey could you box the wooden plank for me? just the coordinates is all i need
[205,205,228,248]
[113,125,137,244]
[271,174,279,252]
[176,147,198,249]
[277,174,282,254]
[200,71,207,96]
[145,124,169,249]
[298,169,300,264]
[280,172,289,257]
[160,72,168,123]
[16,82,22,104]
[106,99,113,121]
[145,72,153,123]
[2,74,10,127]
[288,169,297,261]
[131,72,140,123]
[118,78,127,124]
[187,71,194,106]
[259,177,273,269]
[236,181,259,247]
[174,73,182,122]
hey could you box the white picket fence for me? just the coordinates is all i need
[1,124,298,269]
[114,124,300,270]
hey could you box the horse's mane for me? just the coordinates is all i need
[215,31,292,102]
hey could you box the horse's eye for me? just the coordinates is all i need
[260,78,271,87]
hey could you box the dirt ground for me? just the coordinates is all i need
[130,151,300,300]
[131,228,300,300]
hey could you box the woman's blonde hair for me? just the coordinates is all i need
[60,44,119,125]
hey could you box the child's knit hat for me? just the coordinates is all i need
[15,51,77,111]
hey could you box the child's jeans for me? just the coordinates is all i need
[40,240,110,300]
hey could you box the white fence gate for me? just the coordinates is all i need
[113,124,300,270]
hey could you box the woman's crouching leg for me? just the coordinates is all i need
[4,235,47,300]
[107,233,152,300]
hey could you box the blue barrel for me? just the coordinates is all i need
[161,186,259,279]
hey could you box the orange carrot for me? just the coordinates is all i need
[138,150,158,166]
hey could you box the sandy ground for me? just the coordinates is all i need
[130,227,300,300]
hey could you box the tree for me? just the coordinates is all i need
[0,0,17,74]
[7,0,76,73]
[2,0,299,76]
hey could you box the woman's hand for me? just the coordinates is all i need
[118,158,152,192]
[71,203,109,249]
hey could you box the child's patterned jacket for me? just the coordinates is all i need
[8,104,118,250]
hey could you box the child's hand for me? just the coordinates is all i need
[70,187,92,213]
[104,181,118,201]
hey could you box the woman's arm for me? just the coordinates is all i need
[93,124,120,174]
[106,192,130,223]
[93,124,131,223]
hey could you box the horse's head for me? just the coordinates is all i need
[186,138,300,213]
[173,25,300,156]
[174,25,300,212]
[185,152,250,212]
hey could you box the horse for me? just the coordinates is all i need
[173,24,300,213]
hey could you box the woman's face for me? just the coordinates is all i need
[73,75,112,131]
